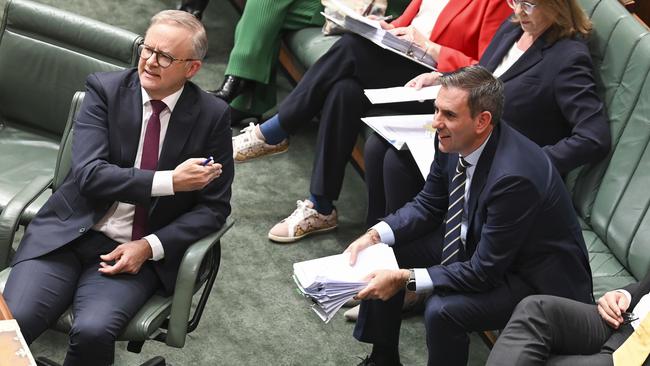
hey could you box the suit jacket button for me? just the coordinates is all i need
[79,227,86,233]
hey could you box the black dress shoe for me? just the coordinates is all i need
[177,0,209,20]
[210,75,250,103]
[356,355,403,366]
[36,357,62,366]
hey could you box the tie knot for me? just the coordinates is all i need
[150,100,167,115]
[458,157,471,172]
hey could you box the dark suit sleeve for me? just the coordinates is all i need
[154,106,233,253]
[71,73,154,205]
[383,141,447,243]
[543,47,611,174]
[427,174,542,292]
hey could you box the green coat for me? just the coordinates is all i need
[227,0,410,114]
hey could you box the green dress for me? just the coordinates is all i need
[226,0,410,115]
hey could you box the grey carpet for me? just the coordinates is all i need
[1,0,491,364]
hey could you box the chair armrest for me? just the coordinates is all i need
[166,218,234,347]
[0,175,53,269]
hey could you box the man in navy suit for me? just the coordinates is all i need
[347,66,593,366]
[2,10,233,366]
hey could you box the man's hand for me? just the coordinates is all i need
[98,239,152,275]
[344,229,381,265]
[172,158,222,192]
[597,290,630,329]
[405,72,442,90]
[357,269,410,301]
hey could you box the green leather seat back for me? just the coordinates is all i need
[571,0,649,223]
[284,27,340,70]
[0,0,141,136]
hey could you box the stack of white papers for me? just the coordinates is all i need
[293,243,398,323]
[361,114,436,178]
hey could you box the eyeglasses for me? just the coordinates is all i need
[506,0,537,15]
[137,44,198,68]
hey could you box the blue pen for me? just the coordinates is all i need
[201,156,214,166]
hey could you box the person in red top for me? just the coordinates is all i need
[231,0,512,243]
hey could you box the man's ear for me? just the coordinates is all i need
[185,60,202,79]
[475,111,492,134]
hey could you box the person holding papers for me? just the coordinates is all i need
[364,0,611,225]
[232,0,512,243]
[345,66,592,366]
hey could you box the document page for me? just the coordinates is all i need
[361,114,435,150]
[364,85,440,104]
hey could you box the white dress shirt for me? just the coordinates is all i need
[91,86,184,260]
[492,41,526,78]
[373,133,492,293]
[410,0,449,38]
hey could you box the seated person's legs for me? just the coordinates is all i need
[4,249,81,344]
[364,134,392,227]
[64,261,158,366]
[487,295,618,366]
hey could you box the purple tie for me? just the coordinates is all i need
[132,100,167,241]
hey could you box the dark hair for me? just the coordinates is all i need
[438,66,504,125]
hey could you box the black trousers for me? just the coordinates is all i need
[4,231,159,366]
[353,228,535,366]
[364,133,425,226]
[277,34,432,201]
[486,295,646,366]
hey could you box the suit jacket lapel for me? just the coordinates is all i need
[157,85,197,171]
[497,29,547,83]
[429,0,471,40]
[118,74,143,167]
[466,125,500,244]
[483,22,522,72]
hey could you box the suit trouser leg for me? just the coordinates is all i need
[277,34,430,134]
[4,249,81,344]
[364,133,425,226]
[486,295,616,366]
[63,260,158,366]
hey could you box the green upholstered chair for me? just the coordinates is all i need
[0,92,234,366]
[0,0,142,223]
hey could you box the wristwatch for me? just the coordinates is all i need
[406,269,416,292]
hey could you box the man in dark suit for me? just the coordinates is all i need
[2,10,233,366]
[346,66,593,366]
[486,274,650,365]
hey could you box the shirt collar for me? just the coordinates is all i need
[461,131,492,167]
[141,86,185,113]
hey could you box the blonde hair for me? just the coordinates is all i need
[514,0,592,43]
[148,10,208,60]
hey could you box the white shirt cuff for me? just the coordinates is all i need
[414,268,433,293]
[152,171,174,197]
[144,234,164,261]
[372,221,395,245]
[616,289,633,305]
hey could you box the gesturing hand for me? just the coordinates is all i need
[98,239,152,275]
[597,290,630,329]
[172,158,222,192]
[356,269,410,301]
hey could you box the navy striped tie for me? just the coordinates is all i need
[441,157,470,265]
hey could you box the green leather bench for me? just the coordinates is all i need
[570,0,650,297]
[0,0,141,223]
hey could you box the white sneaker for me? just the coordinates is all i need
[232,122,288,163]
[268,199,337,243]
